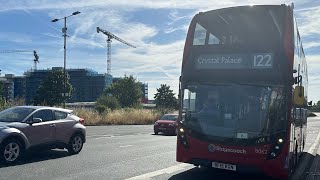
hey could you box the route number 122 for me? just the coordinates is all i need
[253,54,272,68]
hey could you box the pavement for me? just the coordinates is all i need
[301,113,320,180]
[0,115,319,180]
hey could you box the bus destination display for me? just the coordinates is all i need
[195,53,273,69]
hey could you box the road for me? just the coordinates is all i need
[0,115,320,180]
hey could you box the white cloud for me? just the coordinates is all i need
[164,25,188,34]
[1,0,320,101]
[69,36,104,48]
[0,0,297,12]
[303,41,320,49]
[0,32,33,44]
[305,54,320,102]
[297,6,320,37]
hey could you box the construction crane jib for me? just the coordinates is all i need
[0,50,39,70]
[96,27,136,75]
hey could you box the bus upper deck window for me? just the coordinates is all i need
[193,23,206,45]
[208,33,220,44]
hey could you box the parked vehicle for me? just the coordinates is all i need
[0,106,86,164]
[154,114,178,135]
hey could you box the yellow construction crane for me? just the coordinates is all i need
[97,27,136,75]
[0,50,39,70]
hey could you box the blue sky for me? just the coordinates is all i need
[0,0,319,102]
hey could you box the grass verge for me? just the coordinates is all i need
[73,108,165,126]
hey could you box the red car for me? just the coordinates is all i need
[154,114,178,135]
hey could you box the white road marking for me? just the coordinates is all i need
[91,135,115,139]
[87,133,151,140]
[87,134,116,138]
[125,163,190,180]
[119,145,133,148]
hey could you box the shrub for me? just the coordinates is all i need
[96,95,121,113]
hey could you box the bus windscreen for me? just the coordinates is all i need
[182,83,287,140]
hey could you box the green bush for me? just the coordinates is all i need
[311,100,320,112]
[96,95,121,113]
[156,108,176,115]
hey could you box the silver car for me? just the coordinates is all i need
[0,106,86,164]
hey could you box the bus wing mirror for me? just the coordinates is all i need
[293,86,305,106]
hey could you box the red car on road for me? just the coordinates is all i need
[154,114,178,135]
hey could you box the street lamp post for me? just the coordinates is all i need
[51,11,81,108]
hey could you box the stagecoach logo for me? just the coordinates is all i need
[208,144,247,154]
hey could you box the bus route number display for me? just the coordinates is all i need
[252,54,273,68]
[195,53,273,69]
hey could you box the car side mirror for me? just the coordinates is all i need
[33,118,43,123]
[27,118,42,124]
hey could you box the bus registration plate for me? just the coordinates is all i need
[212,162,236,171]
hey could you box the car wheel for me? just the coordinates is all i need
[68,134,84,155]
[0,139,22,164]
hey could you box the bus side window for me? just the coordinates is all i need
[208,33,220,44]
[193,23,207,45]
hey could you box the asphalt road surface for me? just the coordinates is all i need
[0,114,320,180]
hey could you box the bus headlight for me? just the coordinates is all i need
[179,128,184,133]
[179,127,188,148]
[267,138,285,159]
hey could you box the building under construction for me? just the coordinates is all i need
[0,74,26,102]
[24,68,113,104]
[1,68,112,104]
[1,68,148,105]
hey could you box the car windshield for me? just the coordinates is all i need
[182,83,287,139]
[0,107,35,122]
[160,115,178,121]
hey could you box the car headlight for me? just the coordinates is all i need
[154,122,158,125]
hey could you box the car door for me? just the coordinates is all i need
[53,110,75,144]
[22,109,56,146]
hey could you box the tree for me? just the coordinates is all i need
[96,95,121,113]
[154,84,177,109]
[105,75,142,107]
[311,100,320,112]
[33,69,73,106]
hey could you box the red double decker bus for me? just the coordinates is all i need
[176,4,309,179]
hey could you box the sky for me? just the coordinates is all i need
[0,0,319,102]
